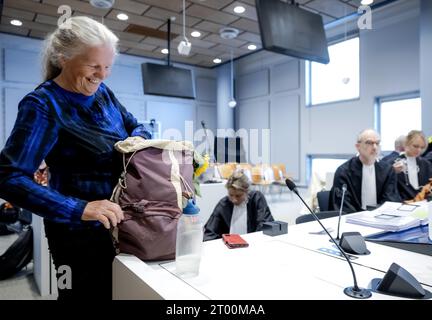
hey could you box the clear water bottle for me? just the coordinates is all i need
[175,199,203,277]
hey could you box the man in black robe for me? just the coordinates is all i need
[203,172,274,241]
[381,135,405,164]
[332,129,401,213]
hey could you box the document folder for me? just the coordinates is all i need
[365,225,432,256]
[345,201,428,232]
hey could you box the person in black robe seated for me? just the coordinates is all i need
[381,135,405,164]
[422,136,432,165]
[394,130,432,201]
[424,150,432,164]
[203,171,274,241]
[332,129,400,213]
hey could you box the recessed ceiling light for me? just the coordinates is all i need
[191,31,201,38]
[10,19,22,27]
[116,13,129,21]
[161,48,169,54]
[213,58,222,64]
[361,0,373,5]
[247,44,257,51]
[233,6,246,14]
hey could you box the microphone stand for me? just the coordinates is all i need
[335,184,347,243]
[286,179,372,299]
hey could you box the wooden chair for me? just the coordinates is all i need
[236,163,252,171]
[216,162,237,179]
[272,165,283,182]
[274,163,291,180]
[251,164,273,194]
[271,163,291,199]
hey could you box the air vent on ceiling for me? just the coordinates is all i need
[90,0,115,9]
[219,27,239,40]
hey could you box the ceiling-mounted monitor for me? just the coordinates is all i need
[255,0,330,64]
[141,63,195,99]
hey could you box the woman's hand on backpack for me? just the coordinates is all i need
[82,200,124,229]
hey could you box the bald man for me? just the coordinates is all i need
[331,129,401,213]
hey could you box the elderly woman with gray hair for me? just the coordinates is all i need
[203,171,274,241]
[0,17,151,299]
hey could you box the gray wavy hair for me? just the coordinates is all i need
[42,16,119,81]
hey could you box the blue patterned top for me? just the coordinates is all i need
[0,80,151,226]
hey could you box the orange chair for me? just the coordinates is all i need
[275,163,291,179]
[216,162,237,179]
[236,163,252,171]
[272,165,284,182]
[272,163,292,199]
[250,164,273,194]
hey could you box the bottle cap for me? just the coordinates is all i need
[183,199,200,215]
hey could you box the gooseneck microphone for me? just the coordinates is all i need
[336,184,347,242]
[286,179,372,299]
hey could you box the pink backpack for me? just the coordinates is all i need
[111,137,195,261]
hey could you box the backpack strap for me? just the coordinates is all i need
[167,148,183,209]
[110,151,138,204]
[110,150,138,254]
[110,226,120,255]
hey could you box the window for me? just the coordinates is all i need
[308,37,360,105]
[307,156,349,188]
[378,95,421,152]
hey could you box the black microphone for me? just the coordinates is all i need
[335,184,347,242]
[332,184,370,255]
[286,179,372,299]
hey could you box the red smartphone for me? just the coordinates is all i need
[222,234,249,249]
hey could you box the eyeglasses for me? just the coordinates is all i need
[361,140,380,146]
[410,144,425,149]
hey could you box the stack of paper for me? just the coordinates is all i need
[345,201,427,232]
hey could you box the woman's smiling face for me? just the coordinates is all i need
[58,45,115,96]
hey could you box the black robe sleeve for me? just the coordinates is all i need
[331,159,362,213]
[203,197,232,241]
[377,161,401,204]
[424,151,432,165]
[381,151,400,164]
[247,191,274,232]
[397,157,432,201]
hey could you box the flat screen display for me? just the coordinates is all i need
[141,63,195,99]
[256,0,330,64]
